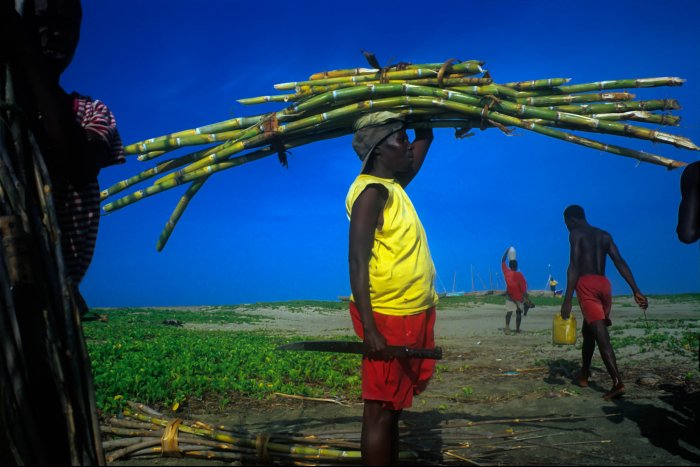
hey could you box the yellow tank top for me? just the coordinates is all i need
[346,174,438,315]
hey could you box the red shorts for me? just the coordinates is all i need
[349,302,436,411]
[576,275,612,325]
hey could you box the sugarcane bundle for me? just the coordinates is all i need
[101,401,617,464]
[101,54,699,250]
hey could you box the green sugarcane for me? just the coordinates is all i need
[503,78,571,90]
[285,83,695,149]
[513,77,685,97]
[127,130,244,159]
[307,60,485,80]
[101,146,215,200]
[549,99,681,114]
[527,111,680,126]
[156,177,208,251]
[164,92,689,186]
[124,116,261,155]
[238,77,494,106]
[516,92,635,106]
[161,85,692,186]
[274,65,486,90]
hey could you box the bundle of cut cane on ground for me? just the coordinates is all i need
[101,401,617,464]
[100,53,699,250]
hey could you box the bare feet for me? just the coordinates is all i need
[574,370,589,387]
[603,383,626,400]
[504,328,511,335]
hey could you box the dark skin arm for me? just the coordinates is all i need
[560,231,581,319]
[677,161,700,244]
[607,238,648,309]
[349,185,388,355]
[395,128,433,188]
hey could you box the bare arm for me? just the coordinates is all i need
[607,238,648,310]
[396,128,433,188]
[560,232,580,319]
[349,186,387,354]
[677,161,700,244]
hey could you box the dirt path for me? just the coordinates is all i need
[110,298,700,465]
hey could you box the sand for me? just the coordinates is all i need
[109,297,700,465]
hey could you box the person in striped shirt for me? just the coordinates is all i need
[4,0,125,314]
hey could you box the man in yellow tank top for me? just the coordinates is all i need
[346,111,437,465]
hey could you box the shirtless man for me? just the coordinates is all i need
[560,205,648,400]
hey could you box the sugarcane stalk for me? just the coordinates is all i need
[516,92,636,106]
[101,145,217,200]
[136,149,166,161]
[106,439,162,462]
[503,78,571,90]
[275,65,486,91]
[126,129,244,157]
[239,76,494,106]
[527,110,681,126]
[513,76,685,97]
[156,177,208,252]
[102,436,159,451]
[108,58,698,251]
[307,60,484,80]
[103,128,351,211]
[123,115,262,155]
[550,99,681,114]
[104,90,688,216]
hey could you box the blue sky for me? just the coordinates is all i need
[63,0,700,307]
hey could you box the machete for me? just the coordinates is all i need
[277,341,443,360]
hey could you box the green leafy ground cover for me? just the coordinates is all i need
[83,308,360,415]
[85,294,698,416]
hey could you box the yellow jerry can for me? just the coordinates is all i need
[552,313,577,345]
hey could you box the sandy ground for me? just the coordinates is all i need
[109,297,700,466]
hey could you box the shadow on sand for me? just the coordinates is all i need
[602,384,700,463]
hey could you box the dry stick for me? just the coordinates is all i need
[105,417,161,430]
[100,426,161,438]
[102,436,159,451]
[127,400,166,417]
[106,438,162,462]
[444,450,485,466]
[273,391,353,407]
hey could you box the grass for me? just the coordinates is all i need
[84,295,699,416]
[609,317,699,356]
[83,308,360,415]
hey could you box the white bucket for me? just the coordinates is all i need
[507,246,517,262]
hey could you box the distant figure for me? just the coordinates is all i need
[6,0,125,315]
[347,111,437,465]
[676,160,700,245]
[560,205,648,401]
[501,248,533,334]
[549,275,559,297]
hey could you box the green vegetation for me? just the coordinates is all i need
[83,308,360,415]
[609,318,699,356]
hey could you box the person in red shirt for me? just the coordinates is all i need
[501,247,533,334]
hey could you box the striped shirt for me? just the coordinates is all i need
[53,93,125,284]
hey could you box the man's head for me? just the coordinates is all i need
[352,112,408,174]
[29,0,83,76]
[563,204,586,231]
[509,260,518,271]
